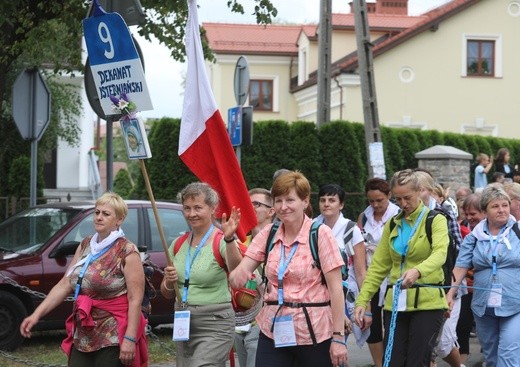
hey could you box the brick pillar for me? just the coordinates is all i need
[415,145,473,194]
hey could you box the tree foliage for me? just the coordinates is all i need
[0,0,277,199]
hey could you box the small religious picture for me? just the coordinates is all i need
[120,117,152,160]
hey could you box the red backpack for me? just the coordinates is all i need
[173,229,249,311]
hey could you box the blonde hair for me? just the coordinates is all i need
[96,192,128,219]
[390,169,420,191]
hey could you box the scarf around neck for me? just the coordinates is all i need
[472,216,515,250]
[67,228,125,276]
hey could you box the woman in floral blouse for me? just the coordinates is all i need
[21,192,147,367]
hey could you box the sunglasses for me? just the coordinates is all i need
[251,201,272,209]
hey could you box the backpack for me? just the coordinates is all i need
[173,230,248,311]
[261,221,350,287]
[389,209,457,289]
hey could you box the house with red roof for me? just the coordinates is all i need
[203,0,520,138]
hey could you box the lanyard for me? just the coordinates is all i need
[397,207,426,274]
[74,242,115,299]
[488,225,506,278]
[181,224,214,305]
[277,242,299,305]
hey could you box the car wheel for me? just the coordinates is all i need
[0,291,27,350]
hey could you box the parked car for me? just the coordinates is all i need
[0,200,189,350]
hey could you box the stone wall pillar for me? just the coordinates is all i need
[415,145,473,194]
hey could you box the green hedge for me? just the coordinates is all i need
[134,119,519,220]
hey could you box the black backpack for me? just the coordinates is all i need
[389,210,457,289]
[261,220,351,286]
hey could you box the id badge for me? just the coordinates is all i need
[393,287,407,311]
[487,283,502,308]
[173,310,190,341]
[273,315,297,347]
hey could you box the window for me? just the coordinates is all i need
[462,34,502,78]
[147,208,188,251]
[467,40,495,76]
[249,80,273,111]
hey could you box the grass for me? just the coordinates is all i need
[0,327,177,367]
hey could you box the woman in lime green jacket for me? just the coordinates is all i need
[354,169,449,367]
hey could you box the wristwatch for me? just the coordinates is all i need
[332,331,345,337]
[224,235,237,243]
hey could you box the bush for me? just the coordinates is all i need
[131,117,520,221]
[114,168,133,199]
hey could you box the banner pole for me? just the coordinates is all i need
[139,159,181,302]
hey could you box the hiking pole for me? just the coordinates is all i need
[139,159,181,302]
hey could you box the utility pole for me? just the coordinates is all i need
[353,0,386,179]
[316,0,332,128]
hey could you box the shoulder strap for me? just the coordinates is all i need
[425,210,438,246]
[261,221,281,283]
[512,222,520,240]
[309,221,327,285]
[343,220,356,247]
[361,213,368,228]
[265,221,281,255]
[309,221,322,268]
[173,232,190,255]
[389,217,396,232]
[211,230,226,270]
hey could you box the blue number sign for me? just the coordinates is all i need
[83,0,153,115]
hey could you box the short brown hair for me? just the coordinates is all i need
[271,171,310,200]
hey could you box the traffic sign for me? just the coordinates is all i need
[228,106,242,146]
[83,0,152,116]
[234,56,250,106]
[12,69,51,141]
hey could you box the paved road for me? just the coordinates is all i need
[151,332,485,367]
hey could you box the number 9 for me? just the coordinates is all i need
[98,22,114,59]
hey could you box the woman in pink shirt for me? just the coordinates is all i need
[230,171,347,367]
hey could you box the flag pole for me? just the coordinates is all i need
[139,159,181,302]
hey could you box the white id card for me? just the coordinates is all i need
[487,283,502,308]
[173,310,190,341]
[393,287,407,311]
[273,315,297,347]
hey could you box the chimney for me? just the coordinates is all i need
[348,0,376,13]
[349,0,408,15]
[376,0,408,15]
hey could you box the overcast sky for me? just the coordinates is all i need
[134,0,452,119]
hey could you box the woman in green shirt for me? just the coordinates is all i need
[354,169,448,367]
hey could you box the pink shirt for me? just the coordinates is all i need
[246,216,344,345]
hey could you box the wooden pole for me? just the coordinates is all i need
[139,159,181,302]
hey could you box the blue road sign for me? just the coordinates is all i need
[228,106,242,147]
[83,0,152,115]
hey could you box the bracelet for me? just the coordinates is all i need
[331,339,347,347]
[124,335,137,343]
[163,281,175,291]
[364,312,373,317]
[224,236,236,243]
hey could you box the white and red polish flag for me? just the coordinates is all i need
[179,0,257,241]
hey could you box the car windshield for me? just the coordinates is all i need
[0,207,82,254]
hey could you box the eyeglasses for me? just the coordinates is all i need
[251,201,272,209]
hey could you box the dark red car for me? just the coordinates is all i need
[0,200,189,350]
